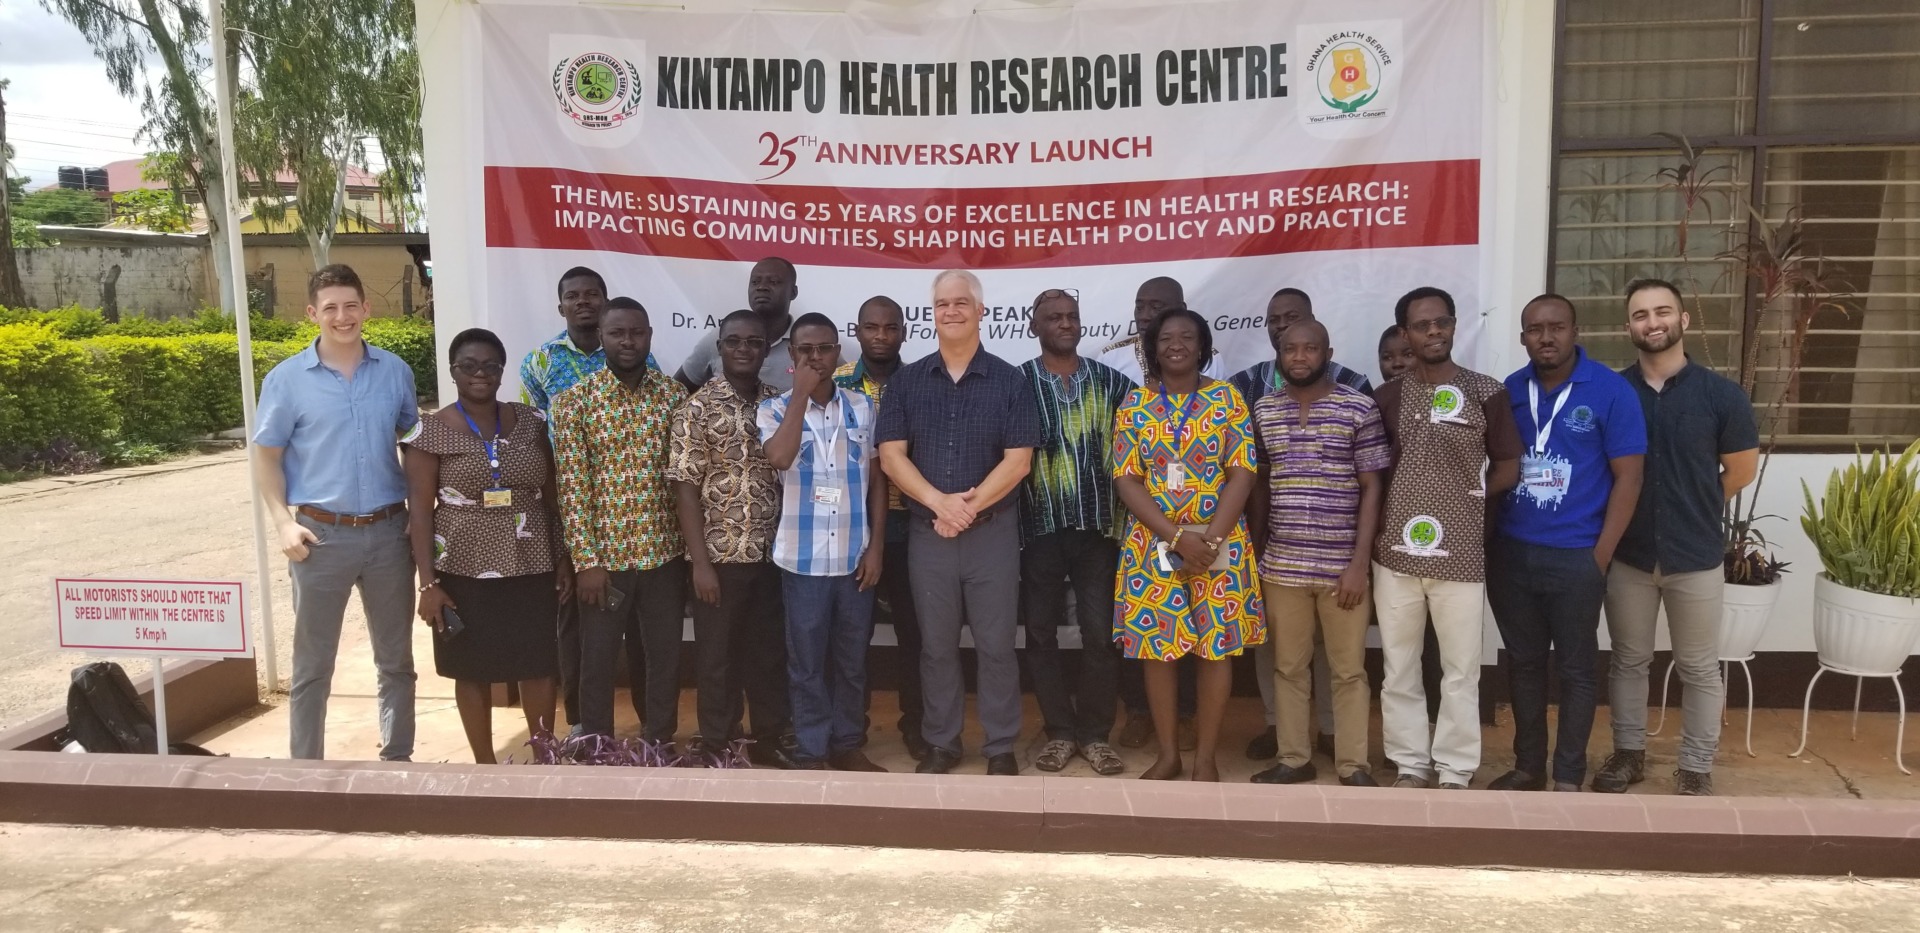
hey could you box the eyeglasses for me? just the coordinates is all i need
[1407,316,1457,335]
[1032,287,1080,307]
[792,343,840,358]
[719,336,768,351]
[451,360,505,377]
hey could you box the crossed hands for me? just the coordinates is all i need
[932,487,980,538]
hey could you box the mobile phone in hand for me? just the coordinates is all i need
[606,585,627,611]
[439,605,466,636]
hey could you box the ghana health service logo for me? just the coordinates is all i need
[1297,21,1399,138]
[553,51,644,131]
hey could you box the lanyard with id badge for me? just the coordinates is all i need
[809,395,845,508]
[457,401,514,509]
[1519,379,1574,508]
[1160,387,1202,493]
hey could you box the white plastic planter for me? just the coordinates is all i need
[1811,574,1920,677]
[1720,579,1782,660]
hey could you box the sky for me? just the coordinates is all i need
[2,4,155,188]
[1,4,392,194]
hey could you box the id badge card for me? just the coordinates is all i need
[1166,462,1187,492]
[812,485,843,505]
[483,488,513,509]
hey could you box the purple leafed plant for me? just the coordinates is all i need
[513,724,754,769]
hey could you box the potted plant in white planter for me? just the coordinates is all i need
[1800,439,1920,676]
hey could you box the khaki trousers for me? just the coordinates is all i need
[1263,581,1371,777]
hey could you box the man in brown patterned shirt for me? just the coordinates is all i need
[669,310,796,767]
[552,298,690,744]
[1372,287,1522,790]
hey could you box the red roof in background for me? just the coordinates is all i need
[100,158,383,193]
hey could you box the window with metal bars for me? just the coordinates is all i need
[1549,0,1920,448]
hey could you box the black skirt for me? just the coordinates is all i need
[434,572,560,683]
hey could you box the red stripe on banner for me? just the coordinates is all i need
[485,159,1478,269]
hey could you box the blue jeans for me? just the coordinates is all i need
[783,571,877,764]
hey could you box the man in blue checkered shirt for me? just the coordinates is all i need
[758,313,889,772]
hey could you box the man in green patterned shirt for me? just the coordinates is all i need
[552,298,690,744]
[1018,288,1135,776]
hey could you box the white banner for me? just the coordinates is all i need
[53,578,252,660]
[461,0,1492,395]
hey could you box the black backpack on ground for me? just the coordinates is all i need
[62,661,218,756]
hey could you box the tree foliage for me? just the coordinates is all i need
[111,187,192,233]
[232,0,424,263]
[16,188,111,228]
[37,0,240,309]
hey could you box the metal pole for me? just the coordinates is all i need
[153,657,169,756]
[209,0,279,691]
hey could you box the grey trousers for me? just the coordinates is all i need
[1604,564,1724,773]
[910,511,1022,758]
[288,511,417,761]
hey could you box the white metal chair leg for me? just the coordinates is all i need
[1854,678,1865,740]
[1737,659,1755,758]
[1790,666,1826,759]
[1894,674,1910,776]
[1653,659,1673,736]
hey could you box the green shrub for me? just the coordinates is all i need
[80,336,203,446]
[0,324,119,459]
[0,305,109,338]
[363,316,437,397]
[173,333,306,433]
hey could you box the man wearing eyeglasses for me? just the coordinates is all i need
[669,310,796,767]
[677,257,801,392]
[1018,288,1136,776]
[760,313,891,772]
[1371,286,1522,790]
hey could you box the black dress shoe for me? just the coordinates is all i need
[986,753,1019,776]
[1245,730,1278,760]
[1340,769,1379,787]
[915,747,962,774]
[903,728,932,762]
[749,733,802,770]
[1250,761,1318,785]
[1486,769,1547,791]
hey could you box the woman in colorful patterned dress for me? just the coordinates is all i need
[1112,307,1265,781]
[404,328,572,763]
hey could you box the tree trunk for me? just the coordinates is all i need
[137,0,238,315]
[0,83,27,308]
[303,131,353,269]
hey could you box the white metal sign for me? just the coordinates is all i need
[53,578,252,660]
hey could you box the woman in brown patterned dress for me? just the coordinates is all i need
[404,328,572,763]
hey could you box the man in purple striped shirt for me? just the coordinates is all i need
[1248,320,1391,787]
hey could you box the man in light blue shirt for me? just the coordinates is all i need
[758,313,888,771]
[254,264,421,761]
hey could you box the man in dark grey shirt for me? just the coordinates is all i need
[876,269,1042,777]
[1592,278,1758,798]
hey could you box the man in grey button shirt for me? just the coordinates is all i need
[677,256,799,392]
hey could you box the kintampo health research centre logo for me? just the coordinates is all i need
[553,51,644,130]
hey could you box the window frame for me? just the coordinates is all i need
[1547,0,1920,449]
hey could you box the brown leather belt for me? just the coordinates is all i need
[298,503,406,527]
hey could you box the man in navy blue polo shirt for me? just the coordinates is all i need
[1486,294,1645,792]
[877,269,1042,776]
[1594,278,1758,797]
[254,264,421,761]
